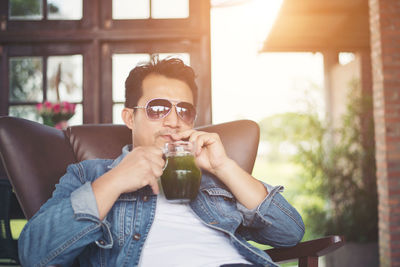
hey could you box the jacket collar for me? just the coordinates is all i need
[107,144,132,169]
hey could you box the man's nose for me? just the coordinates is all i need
[163,106,180,127]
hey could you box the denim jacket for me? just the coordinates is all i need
[18,145,305,267]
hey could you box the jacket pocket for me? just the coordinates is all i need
[117,192,137,201]
[201,187,239,219]
[111,194,138,247]
[202,187,234,200]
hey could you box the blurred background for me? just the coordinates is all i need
[1,0,400,266]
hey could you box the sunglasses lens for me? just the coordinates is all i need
[146,99,172,120]
[177,102,196,124]
[144,98,196,123]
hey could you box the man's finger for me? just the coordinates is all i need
[171,130,196,141]
[193,133,214,155]
[149,178,160,195]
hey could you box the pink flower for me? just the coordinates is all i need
[55,121,69,130]
[53,103,61,114]
[44,101,53,110]
[37,101,76,127]
[36,103,43,111]
[70,103,76,113]
[61,103,69,114]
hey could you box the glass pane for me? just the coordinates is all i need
[157,53,190,65]
[9,0,43,20]
[152,0,189,19]
[9,105,40,122]
[67,104,82,126]
[113,104,124,124]
[47,0,82,20]
[339,52,355,65]
[113,0,150,19]
[9,57,43,102]
[47,55,83,102]
[112,53,150,102]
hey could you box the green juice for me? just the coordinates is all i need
[161,154,202,202]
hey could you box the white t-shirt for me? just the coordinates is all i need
[139,190,251,267]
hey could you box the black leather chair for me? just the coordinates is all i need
[0,163,20,265]
[0,116,344,267]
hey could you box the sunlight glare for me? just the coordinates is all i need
[211,0,324,124]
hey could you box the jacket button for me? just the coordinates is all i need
[133,233,141,240]
[143,195,149,202]
[223,197,230,201]
[98,240,105,245]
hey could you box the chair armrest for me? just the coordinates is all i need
[266,235,345,263]
[31,237,345,267]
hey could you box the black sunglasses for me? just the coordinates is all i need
[133,98,197,124]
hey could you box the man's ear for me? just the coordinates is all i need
[122,108,134,130]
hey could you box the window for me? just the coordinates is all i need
[9,0,82,20]
[152,0,189,18]
[112,0,189,19]
[47,55,82,102]
[9,0,43,20]
[47,0,82,20]
[8,54,83,125]
[1,0,211,126]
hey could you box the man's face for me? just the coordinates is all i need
[124,73,195,148]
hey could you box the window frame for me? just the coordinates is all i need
[4,43,91,123]
[0,0,211,126]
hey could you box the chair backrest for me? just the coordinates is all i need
[0,116,259,219]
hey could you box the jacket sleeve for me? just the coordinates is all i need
[18,163,113,267]
[236,183,305,248]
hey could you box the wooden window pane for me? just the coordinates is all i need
[9,57,43,102]
[47,55,83,103]
[9,105,40,122]
[67,103,83,126]
[10,104,82,126]
[113,0,150,19]
[152,0,189,19]
[47,0,83,20]
[9,0,43,20]
[112,53,150,102]
[113,103,124,124]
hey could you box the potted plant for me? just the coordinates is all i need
[260,79,378,266]
[36,101,76,129]
[299,80,378,266]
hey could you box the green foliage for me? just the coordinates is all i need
[9,0,59,17]
[48,3,60,14]
[259,79,378,243]
[9,105,41,122]
[318,80,377,242]
[9,0,41,17]
[9,57,42,102]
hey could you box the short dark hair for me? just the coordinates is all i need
[125,56,198,108]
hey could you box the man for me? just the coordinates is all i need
[18,57,304,267]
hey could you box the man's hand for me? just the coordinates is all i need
[171,130,230,176]
[92,145,164,220]
[111,146,164,195]
[172,130,268,210]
